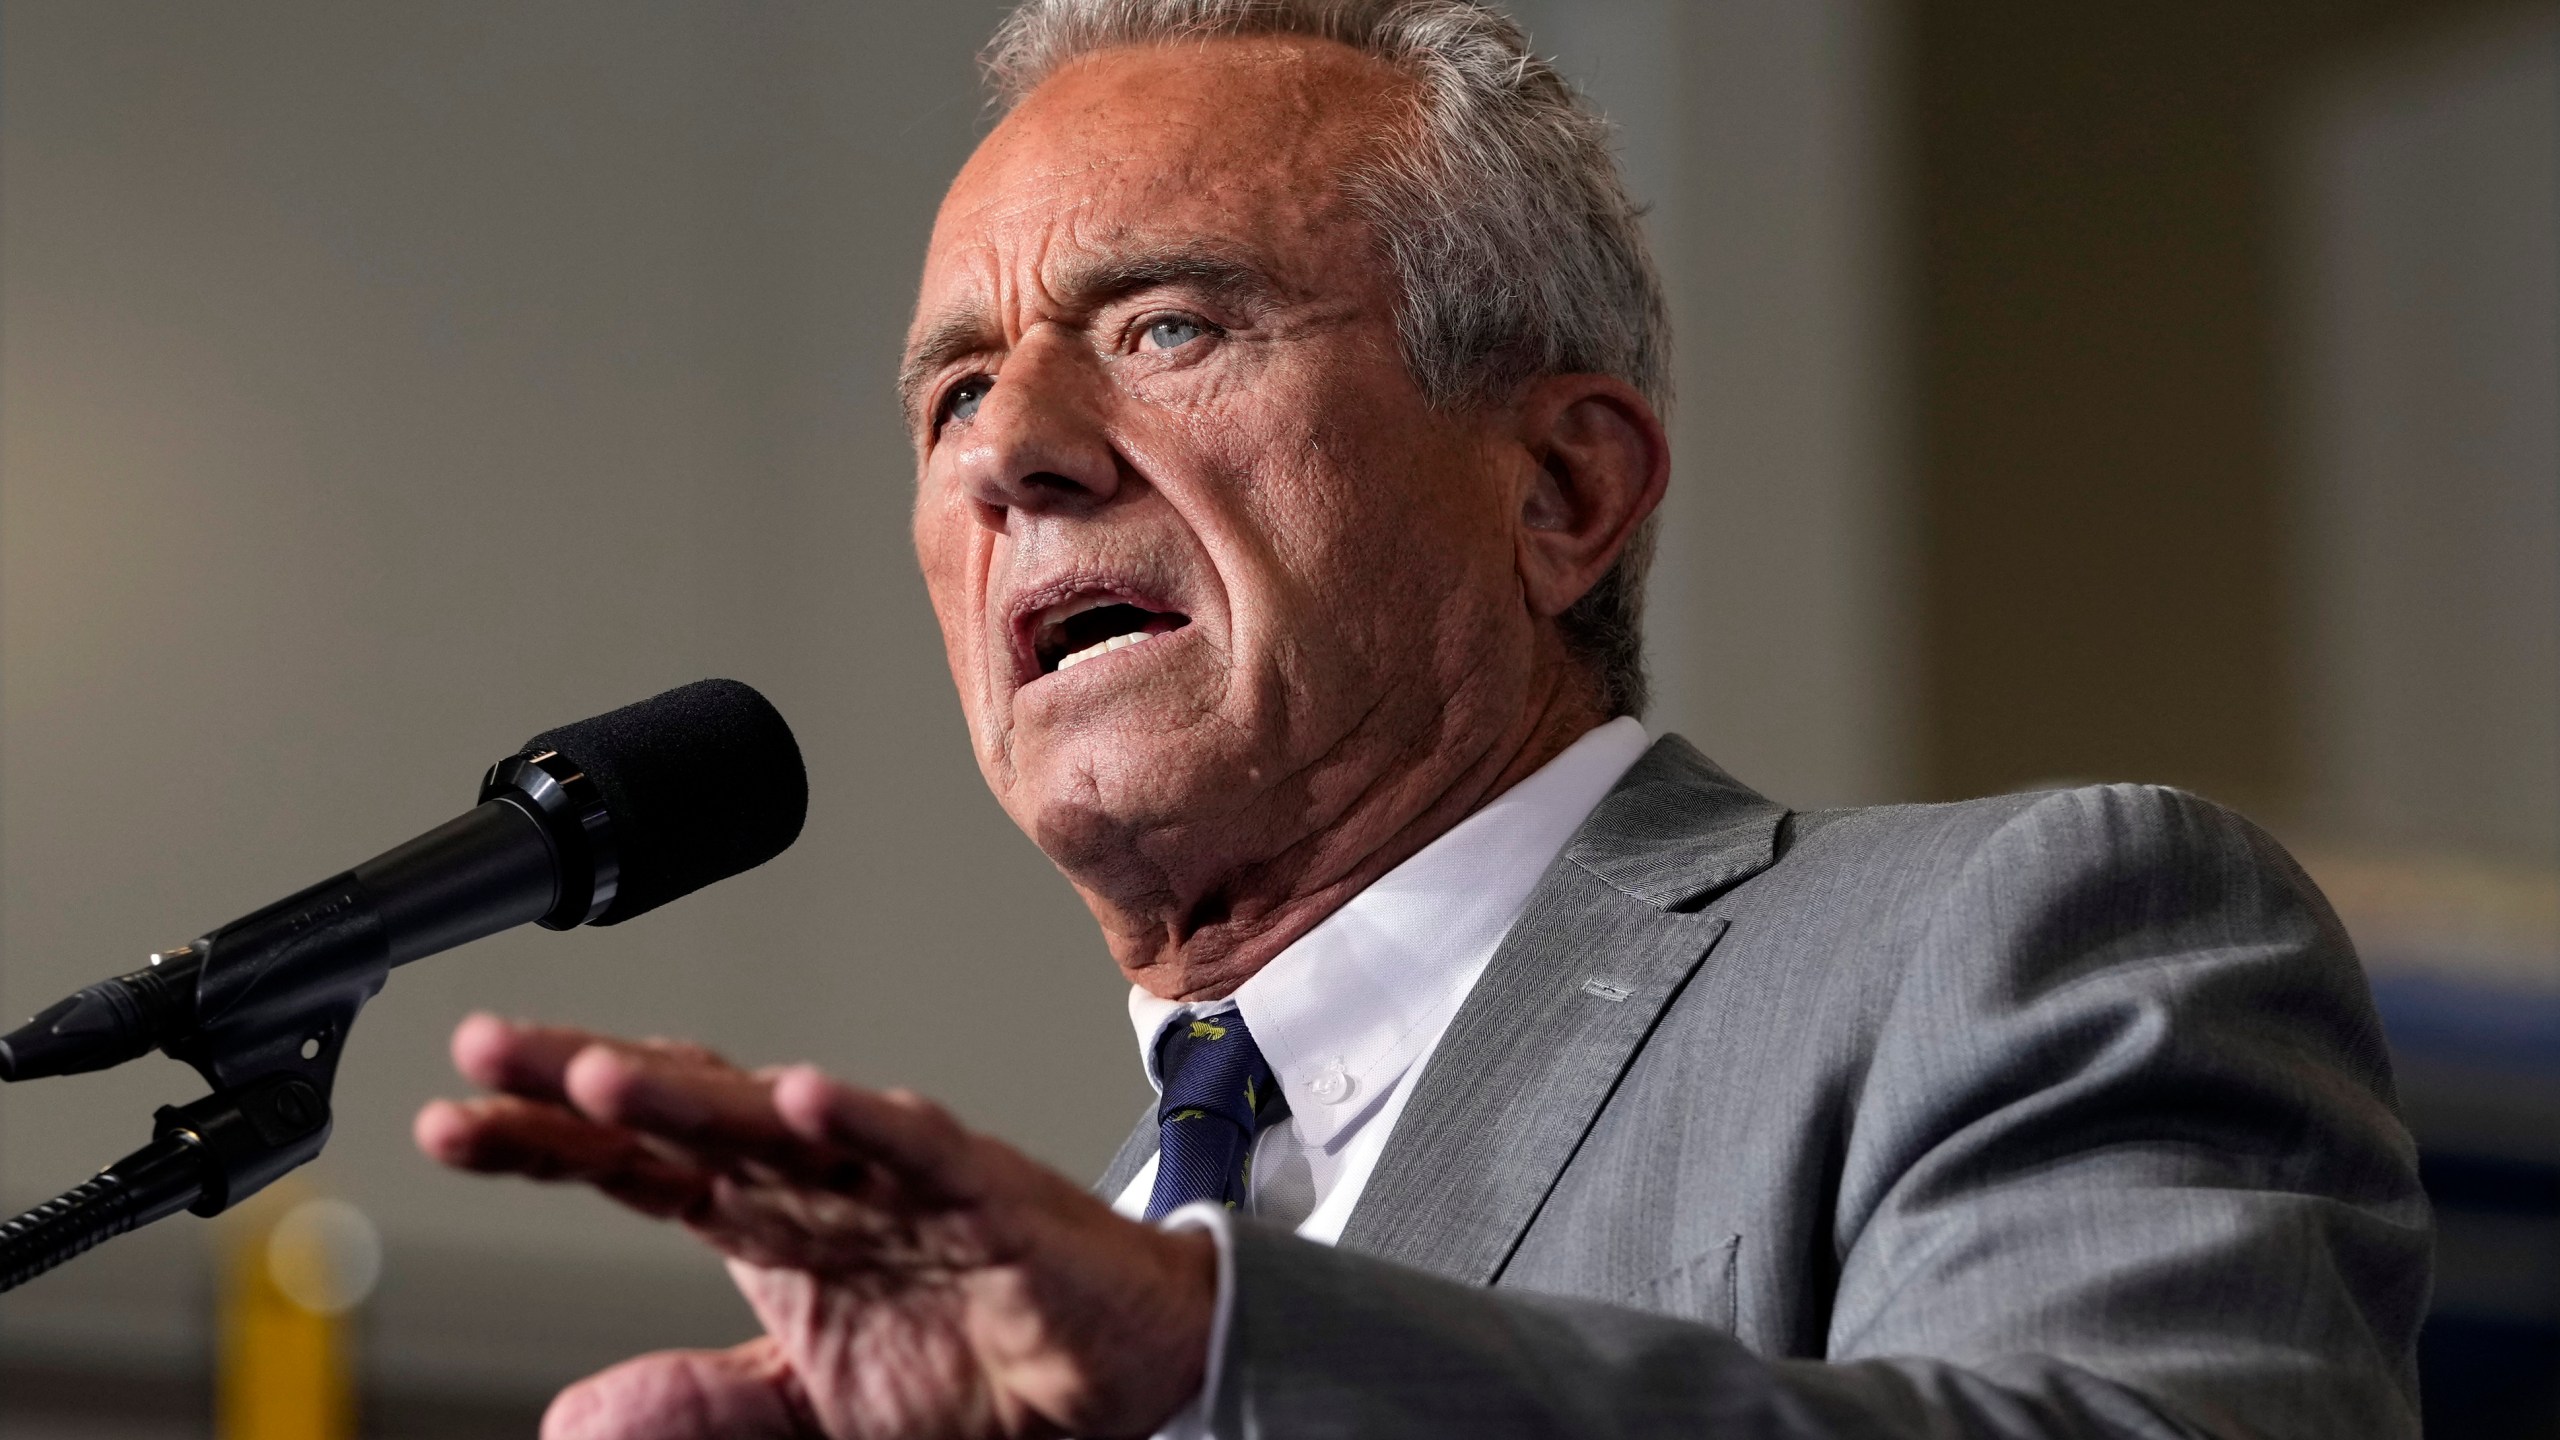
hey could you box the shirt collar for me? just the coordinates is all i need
[1127,717,1651,1148]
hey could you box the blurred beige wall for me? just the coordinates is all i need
[1513,0,1910,811]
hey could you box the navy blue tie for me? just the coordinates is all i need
[1145,1010,1290,1220]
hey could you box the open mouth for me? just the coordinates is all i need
[1032,596,1190,676]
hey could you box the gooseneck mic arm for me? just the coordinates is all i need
[0,1128,213,1292]
[0,679,805,1294]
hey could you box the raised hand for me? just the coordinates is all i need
[414,1014,1212,1440]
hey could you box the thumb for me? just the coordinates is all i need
[542,1337,810,1440]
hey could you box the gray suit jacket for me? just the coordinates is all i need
[1098,737,2430,1438]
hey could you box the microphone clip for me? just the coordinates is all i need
[0,896,370,1292]
[1,860,402,1290]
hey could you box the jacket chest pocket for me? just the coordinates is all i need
[1622,1235,1741,1332]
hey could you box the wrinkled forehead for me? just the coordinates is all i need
[915,36,1412,322]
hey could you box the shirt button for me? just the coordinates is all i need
[1308,1062,1355,1105]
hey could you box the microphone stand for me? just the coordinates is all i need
[0,680,794,1294]
[0,869,392,1293]
[0,752,612,1293]
[0,1079,330,1291]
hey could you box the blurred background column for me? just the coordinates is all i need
[2286,10,2560,1433]
[2290,8,2557,868]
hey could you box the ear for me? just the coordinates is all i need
[1509,374,1670,619]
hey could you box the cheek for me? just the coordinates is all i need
[911,498,963,634]
[1237,418,1503,638]
[1129,348,1514,707]
[911,490,997,708]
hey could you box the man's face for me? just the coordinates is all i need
[907,38,1542,913]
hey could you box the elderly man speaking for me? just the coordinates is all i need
[416,2,2430,1436]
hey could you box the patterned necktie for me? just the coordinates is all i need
[1145,1009,1291,1220]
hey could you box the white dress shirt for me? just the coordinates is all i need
[1110,718,1650,1434]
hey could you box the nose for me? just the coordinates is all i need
[947,330,1122,526]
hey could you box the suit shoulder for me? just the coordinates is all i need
[1779,782,2305,900]
[1717,782,2350,1014]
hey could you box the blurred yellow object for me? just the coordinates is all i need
[215,1182,380,1440]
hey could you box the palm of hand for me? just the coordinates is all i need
[415,1016,1208,1440]
[720,1181,1051,1440]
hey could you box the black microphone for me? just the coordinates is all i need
[0,678,807,1084]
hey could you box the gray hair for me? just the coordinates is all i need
[983,0,1668,718]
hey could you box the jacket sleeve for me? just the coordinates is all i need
[1204,784,2433,1439]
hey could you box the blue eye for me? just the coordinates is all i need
[942,377,991,426]
[1144,316,1209,351]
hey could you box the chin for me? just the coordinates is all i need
[1005,720,1262,892]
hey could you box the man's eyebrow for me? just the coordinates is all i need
[897,248,1286,431]
[1050,247,1284,312]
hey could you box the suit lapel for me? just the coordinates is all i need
[1093,1100,1158,1200]
[1334,737,1785,1284]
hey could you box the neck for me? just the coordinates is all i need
[1094,672,1612,1003]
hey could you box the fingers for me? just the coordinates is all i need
[542,1338,809,1440]
[771,1068,983,1204]
[450,1012,585,1100]
[434,1016,885,1200]
[451,1012,732,1105]
[436,1014,993,1219]
[564,1046,868,1191]
[416,1094,713,1218]
[565,1044,796,1157]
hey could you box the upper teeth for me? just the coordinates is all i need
[1055,630,1154,672]
[1048,594,1117,623]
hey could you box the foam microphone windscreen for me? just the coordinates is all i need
[522,678,807,925]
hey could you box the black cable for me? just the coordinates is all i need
[0,1132,207,1293]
